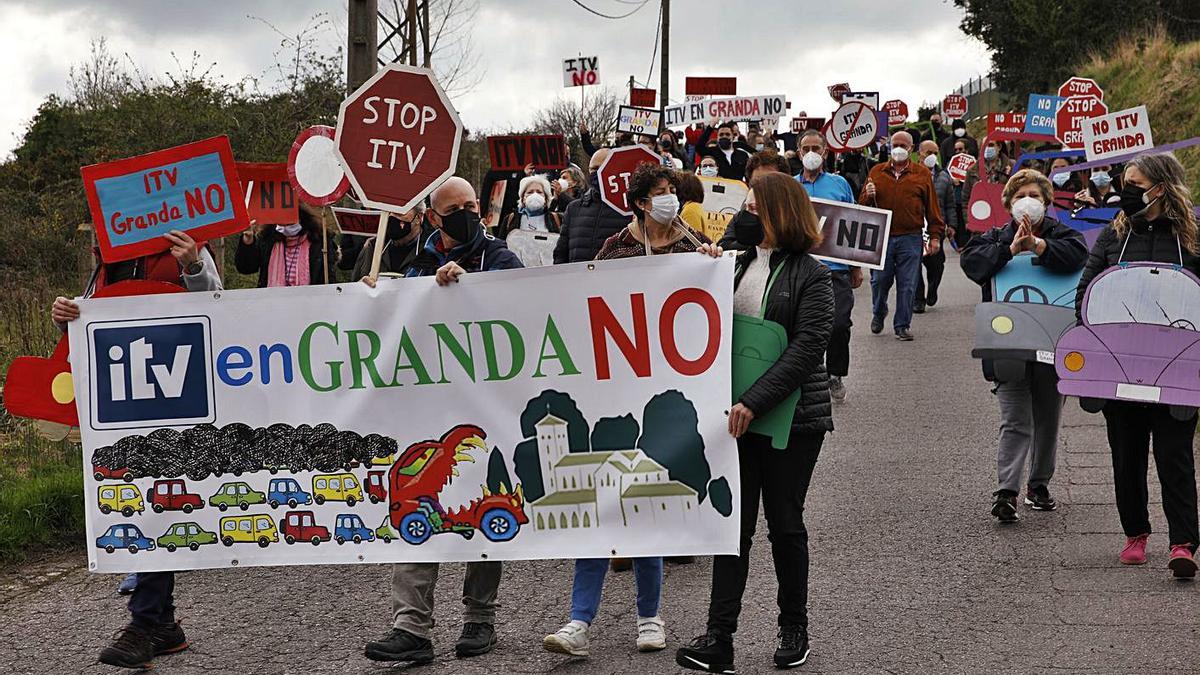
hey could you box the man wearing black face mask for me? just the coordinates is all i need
[696,121,751,181]
[352,205,432,280]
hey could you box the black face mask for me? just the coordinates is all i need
[438,208,480,244]
[588,171,600,192]
[386,215,416,241]
[1119,184,1150,219]
[717,137,733,150]
[732,210,764,247]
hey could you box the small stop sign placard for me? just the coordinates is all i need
[1057,76,1105,101]
[1056,95,1108,149]
[942,94,967,119]
[335,64,462,213]
[597,145,662,216]
[883,99,908,127]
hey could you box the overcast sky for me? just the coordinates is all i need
[0,0,992,158]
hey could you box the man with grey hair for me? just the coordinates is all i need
[859,130,945,341]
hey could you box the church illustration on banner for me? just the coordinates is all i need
[527,413,699,531]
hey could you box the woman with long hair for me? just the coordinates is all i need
[236,205,338,287]
[677,171,834,673]
[1075,153,1200,577]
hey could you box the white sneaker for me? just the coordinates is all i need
[636,615,666,652]
[829,376,846,402]
[543,619,590,657]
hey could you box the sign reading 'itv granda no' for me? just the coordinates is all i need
[69,256,740,573]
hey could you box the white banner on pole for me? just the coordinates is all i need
[663,94,788,128]
[70,256,739,572]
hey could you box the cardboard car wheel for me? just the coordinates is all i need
[288,126,350,206]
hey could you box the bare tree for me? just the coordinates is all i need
[378,0,484,96]
[529,87,622,163]
[68,38,133,110]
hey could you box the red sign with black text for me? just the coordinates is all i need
[236,162,298,225]
[685,77,737,96]
[486,135,569,172]
[630,88,657,108]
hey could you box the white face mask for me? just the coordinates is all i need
[953,127,966,138]
[984,147,998,161]
[523,192,546,212]
[699,166,718,177]
[1011,196,1045,225]
[890,146,910,164]
[1051,172,1070,187]
[801,151,824,172]
[557,178,569,191]
[647,193,679,223]
[278,224,302,237]
[923,154,938,169]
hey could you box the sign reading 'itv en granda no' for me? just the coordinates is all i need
[68,256,740,573]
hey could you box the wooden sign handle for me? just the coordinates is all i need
[321,208,330,285]
[368,210,390,282]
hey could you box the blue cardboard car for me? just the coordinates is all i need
[334,513,375,545]
[267,477,312,509]
[97,523,156,554]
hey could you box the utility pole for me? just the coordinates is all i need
[347,0,378,92]
[659,0,669,116]
[628,75,635,106]
[406,0,418,66]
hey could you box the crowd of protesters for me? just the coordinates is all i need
[51,105,1200,673]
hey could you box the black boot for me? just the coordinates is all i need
[676,631,735,674]
[364,628,434,663]
[150,620,189,655]
[98,624,155,669]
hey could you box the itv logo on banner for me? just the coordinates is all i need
[87,317,215,429]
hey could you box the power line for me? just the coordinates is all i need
[569,0,650,20]
[644,1,661,87]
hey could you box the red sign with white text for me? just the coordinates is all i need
[947,153,977,182]
[335,64,462,213]
[942,94,967,119]
[883,99,909,127]
[1056,95,1108,149]
[597,145,661,216]
[1057,77,1105,101]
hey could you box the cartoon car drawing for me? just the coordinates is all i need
[93,464,134,482]
[97,523,155,553]
[219,514,279,548]
[280,510,331,545]
[312,473,363,506]
[375,516,399,543]
[388,425,528,545]
[149,479,205,513]
[334,514,375,545]
[267,477,312,509]
[157,522,217,552]
[1057,262,1200,410]
[366,471,386,504]
[209,481,267,511]
[98,484,144,517]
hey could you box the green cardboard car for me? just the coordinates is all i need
[208,481,266,511]
[376,516,399,543]
[157,522,217,552]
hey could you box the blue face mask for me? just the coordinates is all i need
[1051,172,1070,187]
[1091,171,1113,188]
[984,147,998,161]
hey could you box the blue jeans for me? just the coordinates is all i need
[570,557,662,624]
[870,233,924,333]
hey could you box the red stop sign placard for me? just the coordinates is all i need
[597,145,662,216]
[1057,77,1105,100]
[942,94,967,119]
[1056,95,1108,149]
[947,153,977,182]
[335,64,462,213]
[883,99,908,126]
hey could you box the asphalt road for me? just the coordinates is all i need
[2,252,1198,674]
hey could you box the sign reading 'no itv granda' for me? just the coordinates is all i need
[335,64,462,213]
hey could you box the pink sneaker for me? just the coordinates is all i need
[1168,545,1198,578]
[1119,534,1149,565]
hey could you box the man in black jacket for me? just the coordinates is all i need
[696,122,751,181]
[351,206,433,280]
[553,149,631,264]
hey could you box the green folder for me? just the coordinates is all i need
[731,258,801,449]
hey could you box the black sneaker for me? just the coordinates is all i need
[150,620,189,656]
[98,624,155,669]
[926,290,938,307]
[364,628,434,663]
[870,315,884,334]
[676,631,735,674]
[774,625,810,669]
[1024,485,1058,511]
[896,328,914,341]
[991,490,1020,523]
[455,622,496,658]
[913,301,926,314]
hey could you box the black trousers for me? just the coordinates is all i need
[1102,402,1199,549]
[128,572,175,628]
[915,236,946,304]
[827,271,854,377]
[708,431,823,635]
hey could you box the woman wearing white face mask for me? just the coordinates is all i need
[499,175,561,239]
[595,162,712,260]
[236,204,338,287]
[960,169,1088,524]
[697,157,720,178]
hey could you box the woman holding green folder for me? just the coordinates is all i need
[678,171,835,674]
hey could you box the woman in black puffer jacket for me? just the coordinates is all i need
[1074,153,1200,578]
[677,172,833,674]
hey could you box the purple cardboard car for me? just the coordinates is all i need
[1056,262,1200,408]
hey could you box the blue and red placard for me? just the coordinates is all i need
[81,136,249,263]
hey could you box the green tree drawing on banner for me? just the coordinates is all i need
[590,414,640,452]
[513,390,592,502]
[637,390,713,505]
[486,447,512,494]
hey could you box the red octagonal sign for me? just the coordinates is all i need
[1056,95,1108,149]
[597,145,661,216]
[335,64,462,213]
[1057,76,1104,100]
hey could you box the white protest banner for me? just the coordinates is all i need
[504,230,559,267]
[663,94,788,128]
[809,198,892,270]
[70,256,739,572]
[563,56,600,87]
[617,105,662,136]
[1081,105,1153,162]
